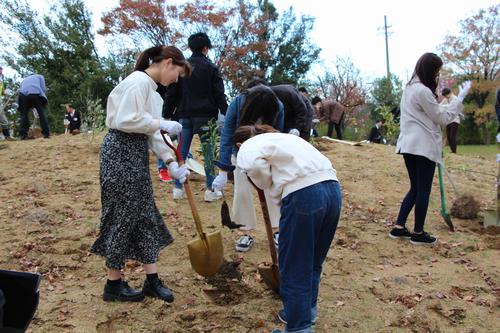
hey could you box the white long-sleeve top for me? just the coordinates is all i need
[440,94,461,124]
[105,71,174,163]
[396,78,463,164]
[236,133,338,206]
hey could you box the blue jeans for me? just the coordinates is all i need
[279,180,342,333]
[174,117,215,190]
[396,153,436,233]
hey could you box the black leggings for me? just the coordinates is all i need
[396,153,436,233]
[446,122,458,153]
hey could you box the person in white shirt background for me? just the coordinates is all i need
[234,124,342,333]
[389,52,471,245]
[91,46,191,303]
[440,87,462,153]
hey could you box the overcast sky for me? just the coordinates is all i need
[15,0,500,83]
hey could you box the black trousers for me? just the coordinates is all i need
[396,153,436,233]
[18,94,50,139]
[327,121,342,140]
[446,122,458,153]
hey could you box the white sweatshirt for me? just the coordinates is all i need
[105,71,174,163]
[440,94,461,124]
[396,78,463,164]
[236,133,338,206]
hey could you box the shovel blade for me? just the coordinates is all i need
[258,263,280,294]
[187,231,224,277]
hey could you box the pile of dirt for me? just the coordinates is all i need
[451,194,480,219]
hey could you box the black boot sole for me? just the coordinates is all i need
[143,288,174,303]
[102,292,145,302]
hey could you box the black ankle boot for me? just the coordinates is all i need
[143,278,174,303]
[102,280,144,302]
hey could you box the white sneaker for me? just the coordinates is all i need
[173,188,185,200]
[204,189,223,202]
[235,235,254,252]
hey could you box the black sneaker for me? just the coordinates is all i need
[388,227,411,240]
[143,278,174,303]
[410,231,437,245]
[103,280,144,302]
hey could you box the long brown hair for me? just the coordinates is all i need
[409,52,443,98]
[135,45,192,76]
[233,124,279,146]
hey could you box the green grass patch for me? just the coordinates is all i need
[445,145,497,160]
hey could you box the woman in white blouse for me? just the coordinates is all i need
[91,46,191,303]
[390,52,470,245]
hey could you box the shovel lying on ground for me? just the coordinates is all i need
[161,131,223,277]
[250,182,280,294]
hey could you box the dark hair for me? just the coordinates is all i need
[188,33,212,52]
[441,87,451,96]
[409,52,443,97]
[233,125,279,145]
[311,96,322,105]
[298,87,307,94]
[376,119,383,124]
[66,104,74,109]
[239,85,280,127]
[135,46,192,76]
[246,78,268,89]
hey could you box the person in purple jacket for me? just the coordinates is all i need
[18,73,50,139]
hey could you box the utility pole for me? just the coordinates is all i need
[384,15,391,80]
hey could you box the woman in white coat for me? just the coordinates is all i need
[389,52,470,245]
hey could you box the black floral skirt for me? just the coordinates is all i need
[91,129,173,270]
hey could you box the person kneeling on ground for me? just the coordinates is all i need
[64,104,81,135]
[234,124,342,333]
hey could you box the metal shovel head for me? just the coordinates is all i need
[258,262,280,294]
[187,230,224,277]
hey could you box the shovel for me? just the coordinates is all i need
[221,192,244,229]
[250,182,280,293]
[161,131,223,277]
[437,163,454,232]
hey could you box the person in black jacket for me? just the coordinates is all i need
[367,119,384,143]
[64,104,81,134]
[270,84,311,141]
[164,32,228,202]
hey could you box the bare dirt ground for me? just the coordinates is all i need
[0,133,498,333]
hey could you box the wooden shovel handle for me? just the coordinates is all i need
[161,131,206,241]
[249,179,279,267]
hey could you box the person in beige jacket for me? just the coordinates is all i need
[389,52,471,245]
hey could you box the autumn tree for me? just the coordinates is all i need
[0,0,116,132]
[99,0,181,47]
[99,0,320,96]
[438,4,499,144]
[315,57,366,109]
[311,57,367,138]
[438,4,499,81]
